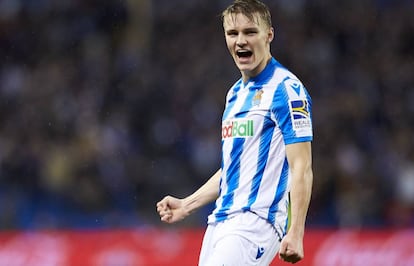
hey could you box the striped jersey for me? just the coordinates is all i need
[207,58,313,237]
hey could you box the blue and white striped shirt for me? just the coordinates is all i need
[208,58,313,237]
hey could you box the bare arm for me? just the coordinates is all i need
[156,169,221,223]
[279,141,313,263]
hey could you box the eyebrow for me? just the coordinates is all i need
[225,27,259,33]
[243,27,259,31]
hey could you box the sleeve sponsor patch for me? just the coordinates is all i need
[289,100,312,133]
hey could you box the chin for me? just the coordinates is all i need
[237,63,256,73]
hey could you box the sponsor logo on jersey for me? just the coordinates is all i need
[222,119,254,139]
[289,100,311,130]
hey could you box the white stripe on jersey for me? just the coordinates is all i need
[208,58,313,238]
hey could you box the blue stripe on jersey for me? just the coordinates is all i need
[245,113,276,210]
[267,157,289,224]
[234,86,258,118]
[216,138,245,220]
[216,87,260,220]
[272,79,296,142]
[222,80,242,120]
[251,59,277,85]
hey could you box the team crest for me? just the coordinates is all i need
[252,89,264,106]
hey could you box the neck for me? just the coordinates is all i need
[241,55,272,83]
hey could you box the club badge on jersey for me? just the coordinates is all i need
[252,89,264,107]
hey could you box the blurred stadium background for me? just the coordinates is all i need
[0,0,413,265]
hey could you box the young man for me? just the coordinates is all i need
[156,0,313,265]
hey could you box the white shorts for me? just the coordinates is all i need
[199,211,281,266]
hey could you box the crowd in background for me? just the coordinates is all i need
[0,0,412,230]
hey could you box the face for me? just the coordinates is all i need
[223,12,274,82]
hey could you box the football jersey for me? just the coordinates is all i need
[207,58,313,238]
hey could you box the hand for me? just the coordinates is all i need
[278,232,304,264]
[156,195,188,223]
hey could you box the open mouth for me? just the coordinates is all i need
[236,50,253,58]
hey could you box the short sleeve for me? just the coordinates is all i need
[271,78,313,144]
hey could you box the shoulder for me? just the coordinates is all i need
[225,79,242,100]
[269,64,310,102]
[268,67,312,115]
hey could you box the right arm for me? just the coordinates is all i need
[156,169,221,223]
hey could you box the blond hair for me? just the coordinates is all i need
[221,0,272,29]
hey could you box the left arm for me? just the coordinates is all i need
[279,141,313,264]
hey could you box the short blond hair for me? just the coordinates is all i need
[221,0,272,29]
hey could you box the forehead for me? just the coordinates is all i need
[223,12,264,30]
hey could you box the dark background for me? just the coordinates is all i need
[0,0,412,230]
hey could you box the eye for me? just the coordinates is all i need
[226,31,238,37]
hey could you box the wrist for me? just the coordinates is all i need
[287,224,305,238]
[182,197,197,216]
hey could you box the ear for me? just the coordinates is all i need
[268,27,274,43]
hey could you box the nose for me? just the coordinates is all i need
[236,34,247,47]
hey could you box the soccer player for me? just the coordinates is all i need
[156,0,313,265]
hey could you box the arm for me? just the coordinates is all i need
[156,169,221,223]
[279,141,313,263]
